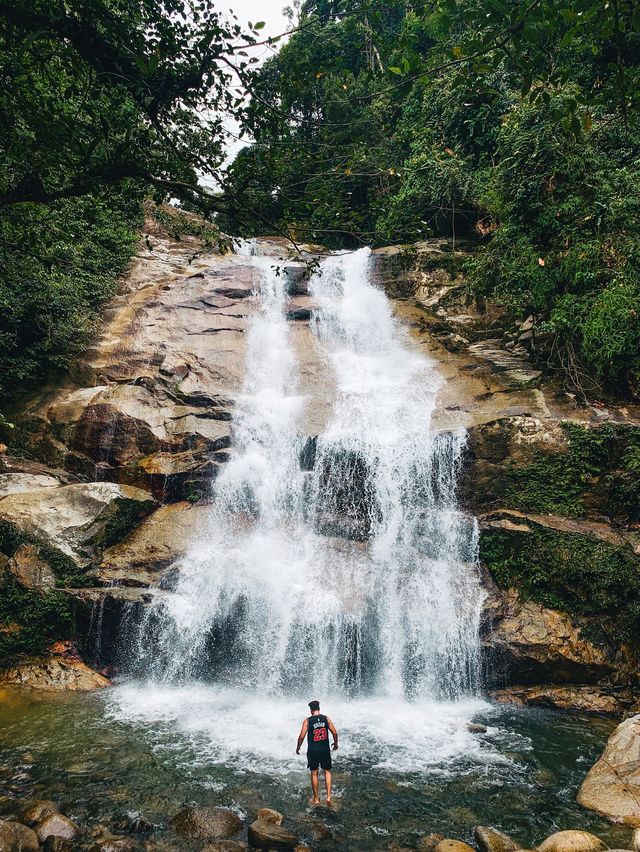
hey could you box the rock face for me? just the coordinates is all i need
[490,685,628,715]
[578,715,640,824]
[169,806,243,840]
[0,656,110,691]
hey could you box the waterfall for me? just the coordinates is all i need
[122,246,484,703]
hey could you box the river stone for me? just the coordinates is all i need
[256,808,283,825]
[0,818,40,851]
[467,723,488,734]
[434,841,476,852]
[633,829,640,852]
[20,799,60,826]
[34,813,79,843]
[578,715,640,824]
[247,817,298,849]
[201,842,248,851]
[169,806,242,839]
[537,831,606,852]
[89,838,139,851]
[475,826,519,852]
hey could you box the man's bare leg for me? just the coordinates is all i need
[324,769,332,805]
[310,770,320,805]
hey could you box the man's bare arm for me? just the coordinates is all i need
[327,717,339,750]
[296,718,308,754]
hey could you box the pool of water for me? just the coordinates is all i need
[0,684,627,850]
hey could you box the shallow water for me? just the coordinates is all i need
[0,685,628,850]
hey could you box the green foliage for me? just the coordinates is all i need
[0,191,142,399]
[226,0,640,395]
[480,526,640,644]
[0,578,74,661]
[504,422,640,522]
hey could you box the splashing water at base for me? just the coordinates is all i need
[116,244,486,766]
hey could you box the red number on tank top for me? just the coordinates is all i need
[313,728,328,741]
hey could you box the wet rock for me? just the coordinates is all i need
[34,813,79,844]
[536,831,606,852]
[247,817,298,849]
[201,842,248,851]
[256,808,283,826]
[90,838,139,851]
[44,838,75,852]
[118,815,154,834]
[418,833,445,851]
[293,846,312,852]
[632,828,640,851]
[489,685,623,715]
[474,826,518,852]
[0,656,110,691]
[169,806,242,840]
[578,715,640,824]
[467,723,487,733]
[434,840,475,852]
[20,799,60,826]
[0,819,39,851]
[481,586,614,686]
[0,481,156,569]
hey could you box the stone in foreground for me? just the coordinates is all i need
[169,806,242,839]
[248,817,298,849]
[256,808,284,826]
[578,715,640,825]
[0,819,39,851]
[537,830,606,852]
[475,826,519,852]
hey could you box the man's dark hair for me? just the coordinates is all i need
[308,700,320,712]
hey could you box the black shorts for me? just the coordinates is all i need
[307,750,332,771]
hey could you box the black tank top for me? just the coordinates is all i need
[307,714,330,752]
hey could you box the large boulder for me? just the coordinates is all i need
[0,656,110,691]
[169,806,242,840]
[0,481,156,569]
[578,715,640,824]
[247,818,298,850]
[434,841,476,852]
[0,819,39,851]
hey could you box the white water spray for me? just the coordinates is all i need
[123,246,484,703]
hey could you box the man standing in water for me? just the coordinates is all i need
[296,700,338,806]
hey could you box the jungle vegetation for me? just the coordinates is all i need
[1,0,640,402]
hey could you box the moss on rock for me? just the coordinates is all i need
[480,524,640,645]
[504,421,640,522]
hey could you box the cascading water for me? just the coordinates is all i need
[121,245,484,703]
